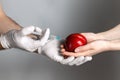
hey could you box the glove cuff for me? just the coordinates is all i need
[0,33,11,49]
[0,30,16,49]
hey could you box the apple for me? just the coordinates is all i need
[65,33,87,52]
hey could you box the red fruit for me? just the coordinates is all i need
[65,33,87,52]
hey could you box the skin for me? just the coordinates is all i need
[61,24,120,57]
[0,5,22,49]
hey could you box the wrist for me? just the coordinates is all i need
[0,33,10,49]
[96,32,112,40]
[0,30,17,49]
[109,39,120,51]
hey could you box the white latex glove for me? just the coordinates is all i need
[38,36,92,66]
[68,56,92,66]
[0,26,50,52]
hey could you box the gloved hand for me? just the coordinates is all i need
[0,26,50,52]
[38,36,92,66]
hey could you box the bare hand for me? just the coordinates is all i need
[61,39,110,57]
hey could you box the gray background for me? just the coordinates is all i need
[0,0,120,80]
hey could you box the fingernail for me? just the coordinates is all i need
[75,49,79,52]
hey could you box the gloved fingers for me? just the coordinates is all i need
[20,26,42,36]
[68,56,85,66]
[52,54,64,62]
[32,27,42,35]
[38,47,42,54]
[76,56,92,66]
[60,56,75,65]
[38,28,50,46]
[32,28,50,47]
[86,56,92,61]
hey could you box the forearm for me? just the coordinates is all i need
[0,7,22,49]
[0,15,22,34]
[0,5,22,33]
[109,39,120,51]
[97,24,120,40]
[0,15,22,49]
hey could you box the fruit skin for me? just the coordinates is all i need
[65,33,87,52]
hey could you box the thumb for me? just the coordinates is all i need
[75,44,92,52]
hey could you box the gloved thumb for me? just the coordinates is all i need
[39,28,50,46]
